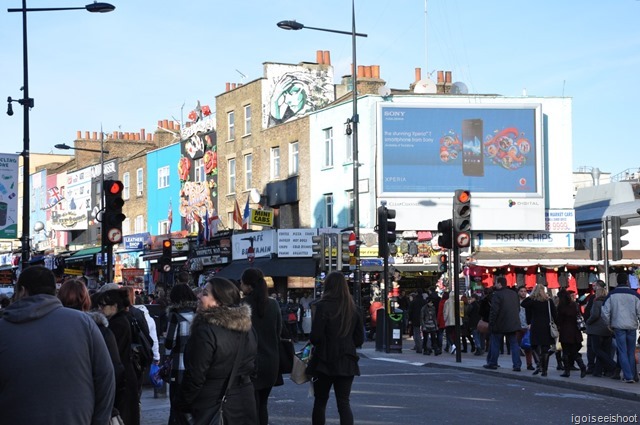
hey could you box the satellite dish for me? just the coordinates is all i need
[413,79,437,94]
[34,221,45,232]
[250,188,261,204]
[378,85,391,97]
[451,81,469,94]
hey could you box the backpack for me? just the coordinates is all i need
[129,315,153,374]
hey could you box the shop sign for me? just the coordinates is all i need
[123,233,151,251]
[121,268,144,289]
[232,230,274,260]
[63,268,83,276]
[277,229,316,257]
[172,238,190,253]
[474,232,575,249]
[250,209,274,227]
[545,209,575,233]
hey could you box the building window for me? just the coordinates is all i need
[158,166,170,189]
[158,219,169,235]
[324,193,334,227]
[228,111,235,140]
[347,190,355,226]
[323,128,333,167]
[228,158,236,194]
[122,218,131,236]
[244,154,252,190]
[289,141,299,175]
[244,105,251,136]
[271,147,280,180]
[136,168,143,196]
[194,158,205,183]
[227,212,234,230]
[345,132,353,163]
[122,172,130,200]
[134,215,145,233]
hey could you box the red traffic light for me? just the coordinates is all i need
[456,189,470,204]
[104,180,124,195]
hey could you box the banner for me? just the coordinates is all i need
[0,154,19,239]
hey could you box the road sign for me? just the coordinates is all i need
[348,232,357,253]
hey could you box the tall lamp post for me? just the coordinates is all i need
[7,1,115,271]
[278,0,368,307]
[55,141,109,277]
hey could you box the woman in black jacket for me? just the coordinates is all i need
[240,268,282,425]
[556,289,587,378]
[309,272,364,425]
[521,283,557,376]
[179,277,258,425]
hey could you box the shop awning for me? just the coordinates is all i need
[65,247,102,264]
[392,263,439,272]
[215,257,316,280]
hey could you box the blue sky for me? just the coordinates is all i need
[1,0,639,176]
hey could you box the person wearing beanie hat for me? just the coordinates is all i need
[601,273,640,383]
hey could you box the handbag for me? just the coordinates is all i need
[521,329,531,349]
[290,342,313,385]
[278,338,295,374]
[476,319,489,334]
[576,306,586,332]
[548,300,559,339]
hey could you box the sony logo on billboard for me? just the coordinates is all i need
[384,111,405,117]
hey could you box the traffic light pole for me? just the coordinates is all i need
[382,244,390,353]
[603,217,610,288]
[453,246,462,363]
[105,245,114,283]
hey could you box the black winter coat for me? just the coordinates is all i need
[489,287,521,334]
[242,294,282,390]
[585,297,613,337]
[521,298,557,346]
[557,301,583,344]
[180,304,258,424]
[466,301,481,330]
[108,310,140,425]
[408,295,426,324]
[309,299,364,377]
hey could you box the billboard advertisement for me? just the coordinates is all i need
[0,153,19,239]
[379,104,543,197]
[378,104,545,231]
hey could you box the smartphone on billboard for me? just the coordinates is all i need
[462,118,484,176]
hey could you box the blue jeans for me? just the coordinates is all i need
[613,328,638,381]
[472,329,484,351]
[487,332,521,369]
[413,326,423,352]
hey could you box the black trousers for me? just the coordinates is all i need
[312,373,355,425]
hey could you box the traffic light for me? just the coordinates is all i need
[437,219,453,250]
[610,216,629,261]
[453,189,471,248]
[377,205,396,258]
[102,180,125,246]
[438,252,449,273]
[337,233,351,270]
[312,235,327,272]
[160,239,172,272]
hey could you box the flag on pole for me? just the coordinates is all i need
[242,195,250,229]
[167,199,173,232]
[233,199,243,228]
[208,211,219,236]
[203,209,210,242]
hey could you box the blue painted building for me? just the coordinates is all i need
[146,142,182,235]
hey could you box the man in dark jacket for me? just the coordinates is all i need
[484,277,522,371]
[0,266,115,425]
[408,289,426,353]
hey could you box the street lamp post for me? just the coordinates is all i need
[7,1,115,271]
[278,0,368,309]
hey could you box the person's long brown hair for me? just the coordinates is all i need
[58,279,91,311]
[241,268,269,317]
[321,272,356,338]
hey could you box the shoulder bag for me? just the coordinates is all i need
[576,305,587,332]
[476,319,489,334]
[548,300,559,339]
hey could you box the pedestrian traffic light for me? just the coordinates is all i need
[438,252,449,273]
[312,235,327,272]
[102,180,125,246]
[437,219,453,250]
[610,215,629,261]
[377,205,396,258]
[337,233,351,270]
[160,239,172,272]
[453,189,471,248]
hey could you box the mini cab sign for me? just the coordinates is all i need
[250,209,274,227]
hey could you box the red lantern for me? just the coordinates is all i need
[188,110,197,122]
[202,105,211,116]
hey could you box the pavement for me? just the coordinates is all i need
[141,337,640,423]
[357,337,640,403]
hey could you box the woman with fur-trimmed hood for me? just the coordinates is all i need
[178,277,258,425]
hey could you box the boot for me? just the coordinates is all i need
[576,357,587,378]
[556,351,564,371]
[560,353,571,377]
[540,353,549,377]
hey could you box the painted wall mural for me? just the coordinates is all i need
[262,63,335,129]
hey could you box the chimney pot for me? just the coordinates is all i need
[445,71,452,83]
[92,131,97,140]
[357,65,365,78]
[169,121,174,130]
[76,131,81,139]
[162,119,169,129]
[231,83,237,89]
[415,67,422,82]
[437,71,444,84]
[323,50,331,65]
[226,82,231,91]
[84,131,90,139]
[140,129,146,140]
[364,66,372,78]
[372,65,380,79]
[316,50,323,64]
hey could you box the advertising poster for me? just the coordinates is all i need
[380,105,542,196]
[0,153,19,239]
